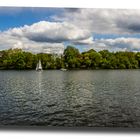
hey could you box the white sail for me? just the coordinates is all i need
[36,60,42,71]
[38,60,42,69]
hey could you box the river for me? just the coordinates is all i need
[0,70,140,127]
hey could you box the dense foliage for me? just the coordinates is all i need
[0,46,140,70]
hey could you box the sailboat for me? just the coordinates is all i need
[60,68,67,71]
[36,60,42,71]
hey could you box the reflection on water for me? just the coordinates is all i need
[38,72,42,95]
[0,70,140,127]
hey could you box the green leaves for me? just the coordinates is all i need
[0,47,140,70]
[64,46,80,69]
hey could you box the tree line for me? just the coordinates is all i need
[0,46,140,70]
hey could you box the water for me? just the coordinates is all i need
[0,70,140,127]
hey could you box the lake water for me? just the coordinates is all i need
[0,70,140,127]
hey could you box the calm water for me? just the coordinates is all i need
[0,70,140,127]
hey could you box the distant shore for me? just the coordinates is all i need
[1,45,140,70]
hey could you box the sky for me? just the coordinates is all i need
[1,7,140,53]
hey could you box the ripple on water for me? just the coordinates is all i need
[1,70,140,127]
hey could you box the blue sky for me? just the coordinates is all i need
[1,7,140,53]
[1,7,140,38]
[0,7,61,31]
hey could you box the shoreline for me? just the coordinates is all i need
[0,68,140,71]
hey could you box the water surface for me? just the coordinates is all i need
[0,70,140,127]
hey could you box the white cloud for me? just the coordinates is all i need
[72,37,94,45]
[51,8,140,52]
[6,21,92,43]
[53,8,140,34]
[0,31,65,54]
[86,37,140,52]
[1,8,140,53]
[0,20,94,53]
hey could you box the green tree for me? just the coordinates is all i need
[64,46,80,68]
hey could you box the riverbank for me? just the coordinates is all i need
[1,46,140,70]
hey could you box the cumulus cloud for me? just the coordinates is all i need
[0,29,65,54]
[6,21,92,43]
[0,20,94,53]
[50,8,140,52]
[86,37,140,52]
[1,8,140,53]
[72,37,94,45]
[53,8,140,34]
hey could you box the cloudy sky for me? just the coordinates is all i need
[1,7,140,53]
